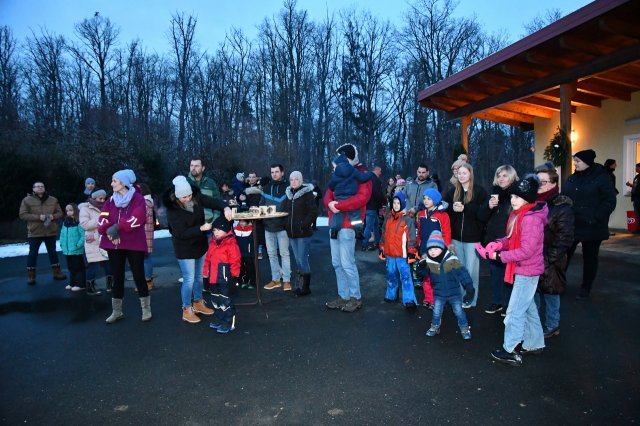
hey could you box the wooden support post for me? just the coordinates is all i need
[460,115,471,157]
[560,82,576,187]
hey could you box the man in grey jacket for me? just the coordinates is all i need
[405,164,437,216]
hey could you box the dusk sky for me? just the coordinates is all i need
[1,0,593,54]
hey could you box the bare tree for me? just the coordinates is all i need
[523,9,563,36]
[0,26,20,132]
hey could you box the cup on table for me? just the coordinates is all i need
[259,206,269,215]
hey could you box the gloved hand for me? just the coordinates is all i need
[407,250,419,264]
[106,224,120,240]
[463,287,476,304]
[486,241,503,253]
[474,243,491,259]
[378,248,386,261]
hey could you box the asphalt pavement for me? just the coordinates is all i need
[1,229,638,425]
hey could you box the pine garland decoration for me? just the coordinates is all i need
[543,127,570,167]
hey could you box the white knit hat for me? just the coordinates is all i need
[173,176,192,198]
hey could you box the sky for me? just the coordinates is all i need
[1,0,594,55]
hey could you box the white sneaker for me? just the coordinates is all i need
[71,286,84,292]
[65,285,72,290]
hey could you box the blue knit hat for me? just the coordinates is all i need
[85,177,96,186]
[427,230,446,250]
[392,192,406,211]
[423,188,442,205]
[113,169,136,188]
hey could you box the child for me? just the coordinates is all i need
[415,188,451,309]
[204,216,241,334]
[379,193,418,309]
[476,174,548,366]
[233,219,255,289]
[60,203,87,292]
[327,154,372,239]
[422,230,474,340]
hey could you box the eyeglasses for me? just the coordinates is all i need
[33,185,44,188]
[539,180,551,185]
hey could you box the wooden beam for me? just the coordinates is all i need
[578,78,632,100]
[594,67,640,89]
[460,116,471,155]
[559,34,614,57]
[479,108,536,123]
[539,89,604,108]
[471,111,531,129]
[497,101,554,119]
[519,96,577,113]
[599,16,640,40]
[501,61,552,79]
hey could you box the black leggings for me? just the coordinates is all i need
[566,239,602,294]
[107,249,148,298]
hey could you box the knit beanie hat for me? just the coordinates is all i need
[113,169,136,188]
[423,188,442,205]
[336,143,359,165]
[172,175,193,198]
[534,161,556,173]
[333,154,349,166]
[451,154,468,170]
[392,192,406,211]
[212,216,232,233]
[85,177,96,186]
[511,173,540,203]
[426,230,446,250]
[236,172,245,182]
[573,149,596,166]
[91,189,107,199]
[290,171,303,182]
[396,178,406,186]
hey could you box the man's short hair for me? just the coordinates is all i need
[270,164,284,172]
[417,164,429,171]
[190,158,204,165]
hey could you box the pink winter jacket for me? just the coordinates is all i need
[497,202,548,277]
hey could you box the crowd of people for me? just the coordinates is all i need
[19,143,633,364]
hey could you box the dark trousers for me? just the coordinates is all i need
[27,236,59,267]
[65,254,86,287]
[211,281,236,328]
[86,260,111,281]
[107,249,148,298]
[488,259,507,305]
[566,239,602,294]
[240,256,255,285]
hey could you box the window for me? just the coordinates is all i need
[623,133,640,196]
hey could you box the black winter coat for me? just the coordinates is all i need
[260,179,288,232]
[477,184,513,244]
[444,185,488,242]
[163,186,227,259]
[281,184,317,238]
[564,164,616,241]
[539,193,575,295]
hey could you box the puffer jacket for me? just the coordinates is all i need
[379,210,417,258]
[539,194,574,295]
[416,202,451,255]
[79,200,106,263]
[281,184,317,239]
[323,163,372,229]
[98,188,148,252]
[203,233,241,284]
[424,250,474,298]
[19,193,64,237]
[497,202,549,277]
[564,163,616,241]
[260,178,288,232]
[60,218,85,256]
[444,185,488,242]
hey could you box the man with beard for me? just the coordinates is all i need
[405,164,437,217]
[186,158,220,223]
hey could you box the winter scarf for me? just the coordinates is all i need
[535,185,559,203]
[112,187,136,208]
[504,203,537,284]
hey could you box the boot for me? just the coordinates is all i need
[139,296,152,322]
[51,263,67,280]
[105,298,124,324]
[86,280,102,296]
[182,307,201,323]
[192,299,214,315]
[146,278,155,291]
[293,273,311,297]
[106,275,114,293]
[27,267,36,285]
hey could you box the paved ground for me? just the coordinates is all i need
[1,229,638,425]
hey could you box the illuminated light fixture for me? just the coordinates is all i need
[570,129,578,143]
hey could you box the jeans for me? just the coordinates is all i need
[65,254,86,287]
[289,237,311,274]
[362,209,380,248]
[566,239,602,294]
[144,253,153,280]
[452,240,480,306]
[534,293,560,331]
[503,275,544,352]
[86,260,111,281]
[265,230,291,282]
[431,295,468,329]
[177,255,205,308]
[27,236,59,267]
[385,257,417,304]
[488,259,507,305]
[108,249,147,299]
[329,228,361,300]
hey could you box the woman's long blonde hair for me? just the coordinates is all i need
[453,163,475,204]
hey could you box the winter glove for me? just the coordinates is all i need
[463,287,475,304]
[474,243,491,259]
[106,224,120,240]
[486,241,503,253]
[407,247,419,264]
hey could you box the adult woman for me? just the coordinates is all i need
[477,165,518,315]
[164,175,232,323]
[448,154,468,192]
[386,177,396,207]
[79,189,110,295]
[98,170,151,323]
[564,149,616,300]
[444,162,487,308]
[281,171,317,297]
[535,164,574,338]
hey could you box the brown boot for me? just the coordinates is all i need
[51,263,67,281]
[27,267,36,285]
[146,278,155,291]
[283,281,292,291]
[182,307,201,323]
[192,299,214,315]
[264,280,282,290]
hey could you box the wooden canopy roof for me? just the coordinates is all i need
[416,0,640,130]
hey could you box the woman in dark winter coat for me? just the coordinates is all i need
[535,165,574,338]
[564,149,616,299]
[164,176,232,324]
[281,171,317,296]
[477,165,518,315]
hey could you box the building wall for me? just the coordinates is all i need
[534,91,640,230]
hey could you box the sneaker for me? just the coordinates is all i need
[326,297,349,310]
[422,301,434,310]
[209,319,222,329]
[264,280,282,290]
[65,284,72,290]
[484,303,503,314]
[544,327,560,339]
[404,301,417,311]
[426,324,440,337]
[462,302,472,309]
[217,323,235,334]
[247,284,255,290]
[258,252,263,260]
[518,346,544,356]
[460,326,472,340]
[366,243,378,251]
[342,298,363,313]
[283,281,292,292]
[501,310,507,317]
[490,349,523,366]
[71,286,85,292]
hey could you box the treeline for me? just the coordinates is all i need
[0,0,544,224]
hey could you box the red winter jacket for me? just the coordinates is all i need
[323,163,372,229]
[379,211,417,258]
[203,233,241,284]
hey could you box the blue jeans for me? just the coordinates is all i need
[452,240,480,306]
[362,209,380,248]
[265,230,291,282]
[431,295,468,329]
[27,236,59,267]
[503,275,544,352]
[177,255,205,308]
[289,237,311,274]
[534,293,560,330]
[144,253,153,280]
[385,257,417,304]
[488,259,507,305]
[86,260,111,281]
[329,228,361,300]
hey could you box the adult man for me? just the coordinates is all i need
[261,164,292,291]
[244,172,262,208]
[324,144,372,312]
[405,164,437,216]
[19,181,67,285]
[77,177,96,204]
[186,158,220,223]
[361,166,385,251]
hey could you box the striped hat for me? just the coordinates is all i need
[427,230,446,250]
